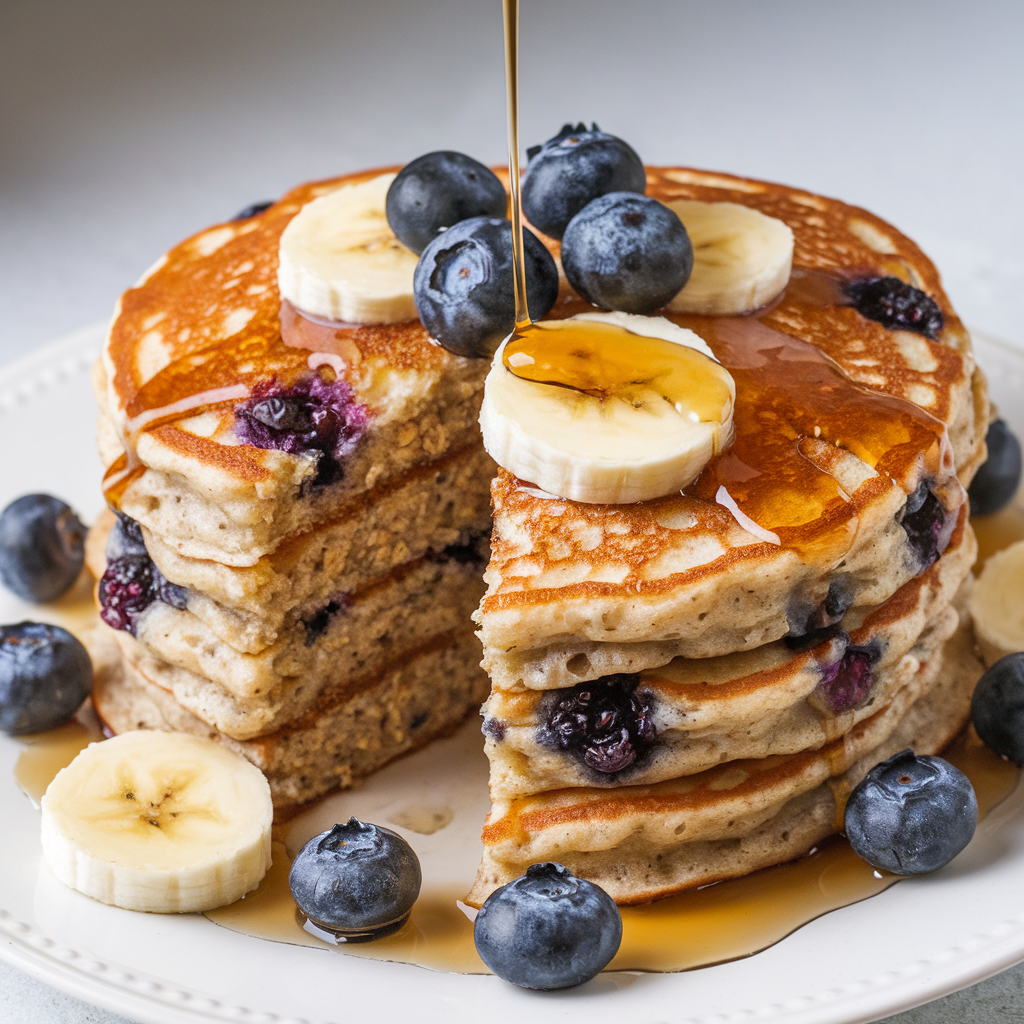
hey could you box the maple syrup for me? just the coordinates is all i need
[502,318,734,424]
[972,492,1024,568]
[200,725,1015,975]
[14,714,102,805]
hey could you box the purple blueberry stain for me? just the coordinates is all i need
[900,482,950,570]
[815,645,879,714]
[301,596,350,647]
[234,374,370,486]
[541,673,656,775]
[482,717,506,743]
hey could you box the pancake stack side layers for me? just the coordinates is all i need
[89,168,495,813]
[469,166,990,904]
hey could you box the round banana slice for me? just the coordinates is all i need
[480,311,735,504]
[41,730,272,913]
[666,200,794,315]
[278,172,419,324]
[968,539,1024,666]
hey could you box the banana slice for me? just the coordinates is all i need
[41,730,272,913]
[666,200,794,315]
[480,311,735,504]
[278,172,419,324]
[968,539,1024,666]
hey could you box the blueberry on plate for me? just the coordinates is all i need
[971,653,1024,765]
[0,622,92,735]
[845,276,944,340]
[473,862,622,989]
[844,748,977,874]
[413,216,559,358]
[561,192,693,314]
[522,123,646,240]
[0,494,86,602]
[968,419,1022,516]
[288,818,421,941]
[386,151,507,255]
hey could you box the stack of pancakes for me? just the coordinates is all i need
[469,167,990,904]
[87,170,494,812]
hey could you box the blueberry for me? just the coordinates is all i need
[0,622,92,735]
[969,419,1022,516]
[232,201,274,221]
[899,482,949,569]
[844,748,977,874]
[413,217,559,358]
[288,818,421,941]
[386,151,507,254]
[815,645,878,714]
[522,124,646,240]
[98,515,187,635]
[971,653,1024,765]
[234,375,370,485]
[561,193,693,314]
[473,862,622,989]
[541,674,656,775]
[846,277,944,340]
[0,495,86,602]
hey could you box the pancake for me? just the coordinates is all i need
[469,611,981,905]
[88,511,488,738]
[476,167,987,678]
[96,169,492,565]
[89,624,489,812]
[484,517,973,798]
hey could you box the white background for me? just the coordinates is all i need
[1,1,1022,1021]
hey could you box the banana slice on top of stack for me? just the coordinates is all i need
[667,200,794,316]
[480,311,736,505]
[41,731,273,913]
[278,172,419,324]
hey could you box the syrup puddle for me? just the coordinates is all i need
[972,492,1024,568]
[202,727,1016,975]
[14,712,102,806]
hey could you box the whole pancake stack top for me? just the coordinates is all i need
[469,167,990,904]
[89,169,495,812]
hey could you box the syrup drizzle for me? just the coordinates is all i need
[502,0,529,333]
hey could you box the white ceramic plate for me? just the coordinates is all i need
[1,325,1023,1024]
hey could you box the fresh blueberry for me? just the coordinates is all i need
[413,216,559,358]
[522,123,646,240]
[969,419,1022,516]
[971,653,1024,765]
[561,193,693,314]
[845,277,944,340]
[844,748,977,874]
[473,862,622,989]
[0,495,86,602]
[386,151,507,255]
[541,673,656,775]
[234,374,370,486]
[232,201,274,221]
[288,818,421,941]
[0,622,92,735]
